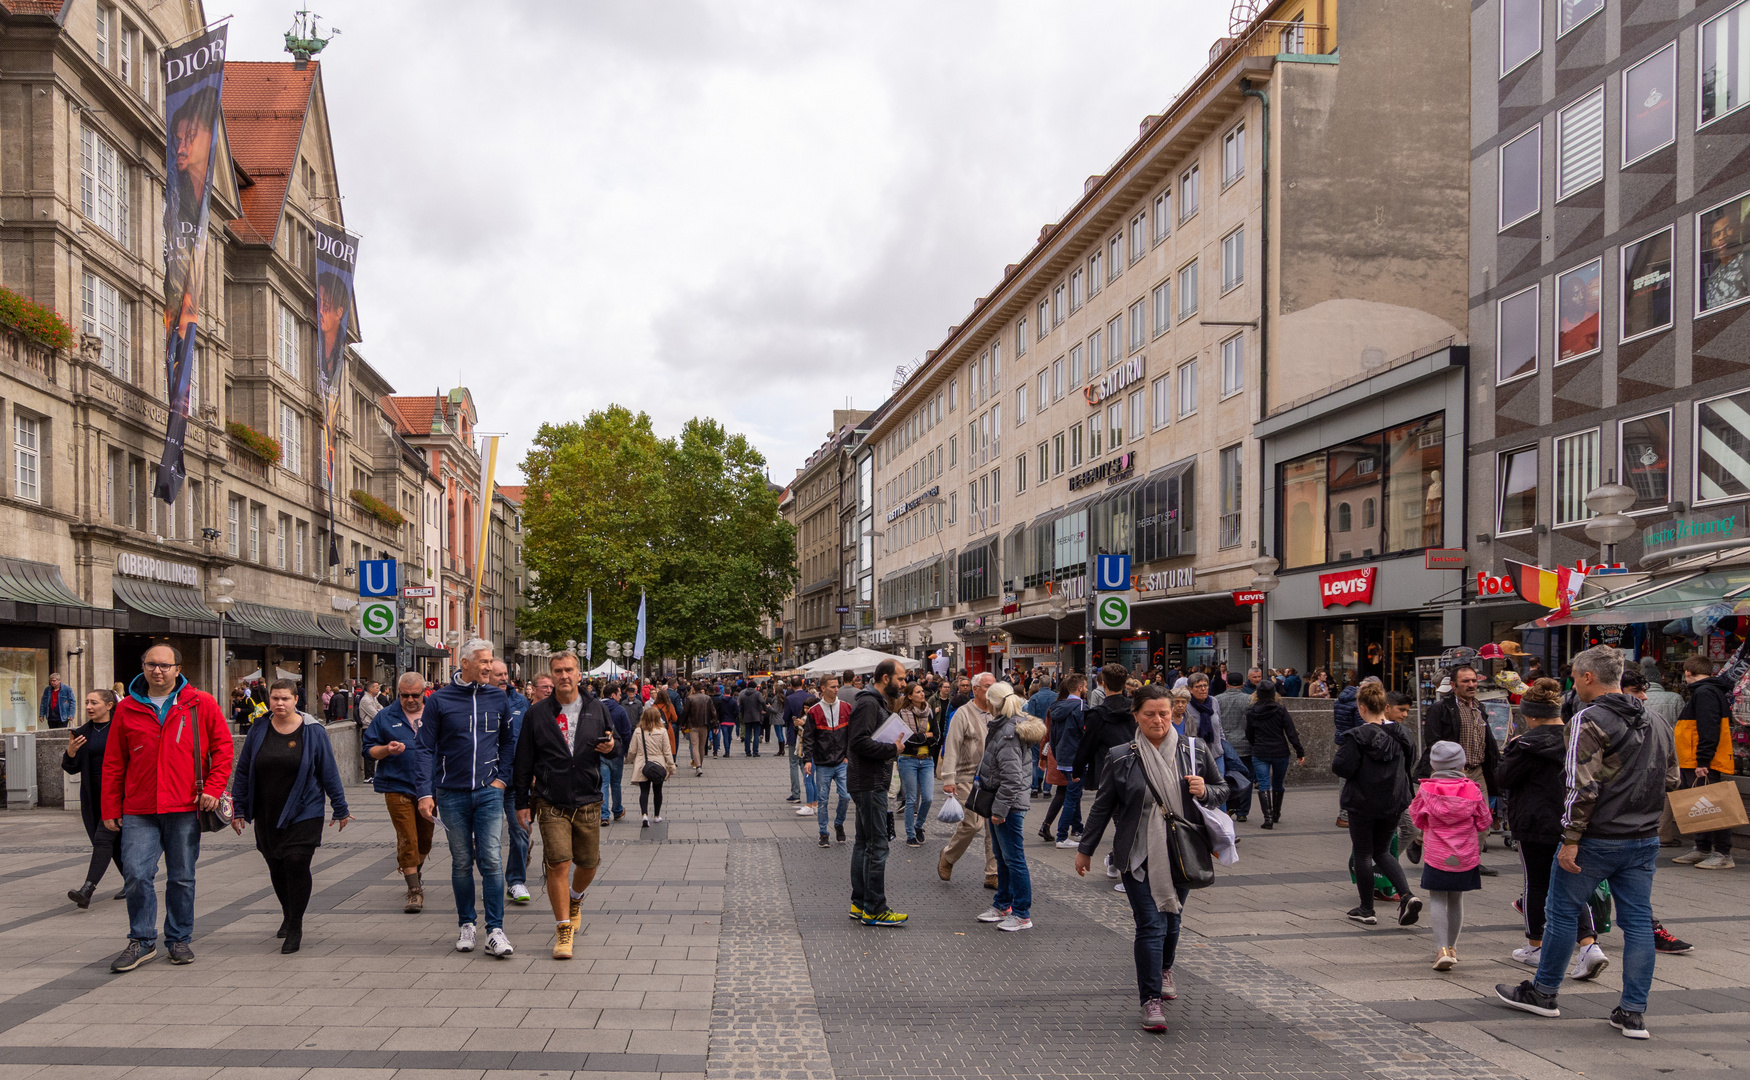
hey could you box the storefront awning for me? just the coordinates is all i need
[113,577,220,636]
[226,601,352,651]
[0,557,124,628]
[1517,568,1750,628]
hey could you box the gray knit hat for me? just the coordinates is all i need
[1429,740,1466,772]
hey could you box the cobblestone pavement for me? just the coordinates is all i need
[0,735,1744,1080]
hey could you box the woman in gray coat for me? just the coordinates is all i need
[971,682,1047,933]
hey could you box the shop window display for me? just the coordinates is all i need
[0,647,49,732]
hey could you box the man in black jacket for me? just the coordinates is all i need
[1673,657,1735,868]
[1075,665,1137,790]
[512,651,615,961]
[738,682,765,757]
[847,659,909,927]
[1416,664,1501,874]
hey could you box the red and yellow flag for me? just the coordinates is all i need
[1506,560,1586,614]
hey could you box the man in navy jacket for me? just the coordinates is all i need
[416,640,516,958]
[600,683,634,825]
[363,672,433,913]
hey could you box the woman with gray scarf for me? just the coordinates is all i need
[1075,684,1228,1033]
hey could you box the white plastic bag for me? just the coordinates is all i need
[937,793,965,824]
[1196,802,1239,866]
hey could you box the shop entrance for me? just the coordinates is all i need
[1309,615,1443,695]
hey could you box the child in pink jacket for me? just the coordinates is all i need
[1409,741,1494,971]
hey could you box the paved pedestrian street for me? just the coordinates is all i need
[0,749,1746,1080]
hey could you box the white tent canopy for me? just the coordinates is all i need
[799,647,922,676]
[587,660,628,678]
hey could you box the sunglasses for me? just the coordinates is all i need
[399,692,423,699]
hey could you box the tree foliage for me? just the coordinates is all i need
[520,407,795,668]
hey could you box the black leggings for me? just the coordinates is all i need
[265,853,315,933]
[1518,839,1596,942]
[1348,814,1411,909]
[637,779,664,817]
[81,809,122,886]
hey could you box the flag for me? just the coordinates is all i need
[1506,560,1587,616]
[470,435,498,635]
[314,219,359,564]
[152,25,228,505]
[585,589,593,664]
[634,591,647,660]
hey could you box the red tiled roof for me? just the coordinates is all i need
[0,1,69,16]
[221,61,317,245]
[383,395,442,437]
[496,486,525,505]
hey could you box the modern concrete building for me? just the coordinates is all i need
[865,0,1470,678]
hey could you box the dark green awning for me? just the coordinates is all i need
[113,577,219,636]
[0,557,123,629]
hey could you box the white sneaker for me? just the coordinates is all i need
[1569,942,1608,981]
[796,805,816,816]
[1512,945,1541,967]
[455,922,477,952]
[997,914,1033,932]
[1114,882,1126,893]
[976,905,1010,923]
[484,927,514,957]
[1104,853,1120,879]
[653,816,663,823]
[1695,852,1736,870]
[507,883,531,904]
[1054,839,1079,848]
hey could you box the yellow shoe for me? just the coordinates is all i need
[568,895,583,932]
[849,904,864,920]
[1433,947,1457,971]
[553,923,575,960]
[860,909,909,927]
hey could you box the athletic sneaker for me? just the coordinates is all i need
[1398,894,1422,927]
[1512,945,1542,967]
[997,914,1032,932]
[1671,847,1708,865]
[977,906,1011,923]
[1347,907,1377,925]
[553,923,575,960]
[166,942,195,965]
[1494,980,1560,1018]
[860,909,908,927]
[1654,923,1693,955]
[1610,1006,1650,1039]
[484,928,515,957]
[835,823,847,844]
[1695,852,1736,870]
[1113,882,1126,893]
[1407,840,1423,865]
[508,883,531,904]
[1569,942,1609,981]
[796,805,816,816]
[1104,853,1120,879]
[1140,997,1167,1032]
[653,816,663,823]
[818,834,831,848]
[1054,839,1079,848]
[849,904,864,920]
[109,941,156,973]
[785,796,801,803]
[1161,969,1178,1000]
[1433,947,1457,971]
[456,922,477,952]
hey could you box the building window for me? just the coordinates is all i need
[1180,164,1199,221]
[1152,374,1170,428]
[1218,445,1242,549]
[1620,226,1673,342]
[80,273,130,379]
[1016,383,1028,422]
[1153,191,1170,241]
[1052,357,1064,400]
[1053,284,1066,326]
[227,495,240,555]
[1129,212,1146,264]
[1108,235,1123,280]
[1070,268,1084,312]
[1499,125,1541,230]
[1702,2,1750,125]
[949,434,957,466]
[296,520,308,574]
[1153,282,1170,335]
[1557,87,1605,200]
[1619,411,1671,511]
[1279,414,1446,569]
[278,305,302,378]
[1560,0,1604,36]
[1221,334,1244,396]
[1501,0,1540,75]
[1036,371,1048,413]
[1554,429,1599,524]
[1052,432,1065,476]
[1698,389,1750,503]
[1498,446,1539,534]
[1556,258,1603,362]
[1037,300,1049,338]
[1128,391,1144,444]
[1221,228,1244,292]
[1129,299,1146,350]
[1108,401,1124,447]
[1107,315,1122,366]
[1177,260,1199,320]
[1069,423,1084,467]
[280,404,302,476]
[80,127,130,245]
[1221,125,1245,186]
[1179,360,1198,416]
[94,2,110,65]
[1069,345,1083,389]
[249,503,261,562]
[1037,441,1048,486]
[1336,502,1352,532]
[1497,284,1540,383]
[12,415,40,504]
[1015,318,1027,357]
[1017,454,1027,494]
[1700,192,1750,314]
[1088,251,1102,295]
[1622,44,1676,165]
[277,513,290,569]
[1089,410,1103,457]
[1280,13,1307,54]
[1087,329,1103,375]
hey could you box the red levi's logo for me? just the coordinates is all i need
[1318,567,1377,608]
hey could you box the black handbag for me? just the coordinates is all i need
[639,731,667,782]
[190,703,233,834]
[966,772,998,818]
[1135,740,1215,890]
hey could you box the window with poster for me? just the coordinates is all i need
[1277,414,1445,570]
[0,646,49,732]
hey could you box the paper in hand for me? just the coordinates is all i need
[872,714,909,744]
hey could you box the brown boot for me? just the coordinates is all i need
[938,851,953,881]
[404,872,423,914]
[984,873,999,890]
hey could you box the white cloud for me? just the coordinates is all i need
[218,0,1228,482]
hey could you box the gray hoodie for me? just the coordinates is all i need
[975,711,1048,821]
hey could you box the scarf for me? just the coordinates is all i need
[1130,726,1186,915]
[1188,695,1216,744]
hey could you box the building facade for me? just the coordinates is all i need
[783,409,871,666]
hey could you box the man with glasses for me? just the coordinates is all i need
[363,672,434,913]
[101,644,234,972]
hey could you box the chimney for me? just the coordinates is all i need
[1004,263,1018,278]
[1084,174,1105,195]
[1139,115,1163,137]
[1038,223,1057,244]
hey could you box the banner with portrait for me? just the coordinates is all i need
[1699,192,1750,315]
[152,25,228,504]
[1621,227,1673,341]
[1556,259,1601,362]
[314,219,358,567]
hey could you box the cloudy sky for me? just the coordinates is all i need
[221,0,1230,484]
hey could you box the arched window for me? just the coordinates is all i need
[1362,498,1376,528]
[1336,502,1352,531]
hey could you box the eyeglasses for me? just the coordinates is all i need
[142,662,179,672]
[399,692,423,700]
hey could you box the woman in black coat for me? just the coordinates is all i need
[1243,681,1305,829]
[1331,682,1419,926]
[61,690,123,908]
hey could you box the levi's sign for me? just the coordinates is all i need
[1231,590,1266,606]
[1318,566,1377,607]
[1084,356,1145,407]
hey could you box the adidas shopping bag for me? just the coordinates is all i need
[1668,781,1749,835]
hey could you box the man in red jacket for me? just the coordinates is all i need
[101,643,234,973]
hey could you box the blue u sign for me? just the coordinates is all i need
[1096,553,1131,592]
[358,559,397,597]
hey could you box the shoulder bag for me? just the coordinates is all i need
[639,730,667,782]
[190,701,233,833]
[1133,739,1214,890]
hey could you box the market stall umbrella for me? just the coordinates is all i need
[587,660,628,678]
[799,647,923,676]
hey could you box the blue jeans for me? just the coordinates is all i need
[742,722,760,756]
[1056,779,1084,841]
[600,757,624,820]
[1534,835,1659,1012]
[120,812,200,946]
[434,787,506,931]
[788,739,809,800]
[1121,867,1190,1003]
[897,757,934,837]
[813,762,849,834]
[1252,756,1290,794]
[501,787,529,887]
[715,724,734,754]
[1031,743,1044,793]
[989,809,1031,918]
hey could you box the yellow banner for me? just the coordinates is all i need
[471,435,498,636]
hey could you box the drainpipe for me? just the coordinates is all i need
[1242,78,1270,666]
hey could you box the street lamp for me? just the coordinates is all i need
[1047,598,1067,677]
[1584,477,1639,566]
[1250,556,1281,671]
